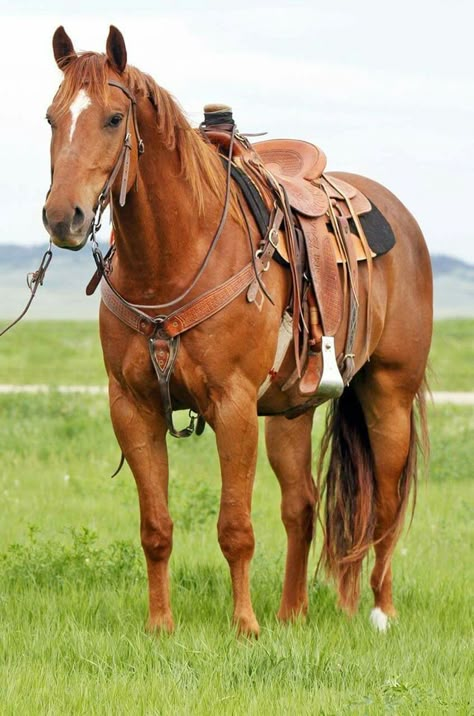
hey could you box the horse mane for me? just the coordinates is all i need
[53,52,225,214]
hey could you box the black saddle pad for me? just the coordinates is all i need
[349,202,395,256]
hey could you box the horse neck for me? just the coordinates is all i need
[111,128,225,304]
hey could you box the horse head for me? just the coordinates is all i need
[43,26,140,250]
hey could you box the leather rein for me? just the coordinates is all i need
[90,81,281,438]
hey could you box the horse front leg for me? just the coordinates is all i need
[108,378,174,632]
[211,388,259,637]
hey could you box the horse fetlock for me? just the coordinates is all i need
[277,599,309,623]
[147,612,175,634]
[233,611,260,639]
[369,607,390,632]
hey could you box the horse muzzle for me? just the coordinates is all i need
[42,202,92,251]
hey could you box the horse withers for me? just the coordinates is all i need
[42,25,432,636]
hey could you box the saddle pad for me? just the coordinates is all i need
[225,157,395,258]
[352,201,395,256]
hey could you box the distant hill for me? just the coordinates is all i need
[0,245,473,320]
[430,254,474,317]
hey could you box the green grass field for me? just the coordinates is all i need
[0,321,473,714]
[0,318,472,390]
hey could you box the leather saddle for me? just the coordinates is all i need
[202,109,374,398]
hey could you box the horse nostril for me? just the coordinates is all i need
[71,206,85,230]
[42,206,49,229]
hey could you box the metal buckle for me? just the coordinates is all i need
[268,227,279,249]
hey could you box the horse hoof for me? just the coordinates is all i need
[234,614,260,639]
[147,614,174,634]
[369,607,390,632]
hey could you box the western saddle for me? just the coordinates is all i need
[200,104,375,402]
[203,105,375,403]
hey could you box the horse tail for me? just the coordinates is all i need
[316,378,429,614]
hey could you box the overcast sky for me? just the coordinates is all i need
[0,0,472,262]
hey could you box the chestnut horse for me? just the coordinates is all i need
[43,26,432,636]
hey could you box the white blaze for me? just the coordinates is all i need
[69,89,91,141]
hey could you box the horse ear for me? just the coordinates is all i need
[106,26,127,74]
[53,26,77,70]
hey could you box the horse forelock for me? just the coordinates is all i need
[52,52,225,214]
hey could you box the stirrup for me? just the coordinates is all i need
[315,336,344,399]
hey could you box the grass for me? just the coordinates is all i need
[429,319,474,391]
[0,318,473,390]
[0,390,472,714]
[0,320,472,713]
[0,320,105,385]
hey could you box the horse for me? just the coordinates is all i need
[42,25,432,636]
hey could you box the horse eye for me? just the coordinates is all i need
[45,115,55,128]
[107,114,123,128]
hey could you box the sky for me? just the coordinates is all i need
[0,0,473,262]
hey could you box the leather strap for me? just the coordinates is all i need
[148,335,197,438]
[323,174,372,360]
[100,258,264,340]
[299,214,342,337]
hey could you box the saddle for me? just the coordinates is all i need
[201,105,376,400]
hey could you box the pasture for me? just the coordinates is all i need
[0,319,472,714]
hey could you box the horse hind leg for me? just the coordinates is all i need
[265,411,316,621]
[318,373,426,628]
[317,385,377,615]
[356,371,428,631]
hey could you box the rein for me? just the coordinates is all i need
[0,246,53,338]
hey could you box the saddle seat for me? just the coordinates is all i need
[252,138,327,181]
[252,139,328,217]
[252,139,371,219]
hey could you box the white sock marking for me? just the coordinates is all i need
[370,607,389,632]
[69,89,91,141]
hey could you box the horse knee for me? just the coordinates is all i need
[281,492,316,542]
[141,516,173,562]
[217,514,255,563]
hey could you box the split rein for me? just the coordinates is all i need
[0,247,53,338]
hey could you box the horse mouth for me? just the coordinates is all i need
[51,233,90,251]
[58,234,90,251]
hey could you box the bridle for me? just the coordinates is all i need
[89,79,145,241]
